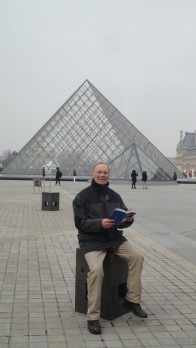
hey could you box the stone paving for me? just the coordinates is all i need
[0,180,196,348]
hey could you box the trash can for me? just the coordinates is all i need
[42,192,60,211]
[75,248,130,320]
[34,179,41,187]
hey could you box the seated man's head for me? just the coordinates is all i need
[92,162,110,185]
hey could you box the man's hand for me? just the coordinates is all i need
[101,218,115,229]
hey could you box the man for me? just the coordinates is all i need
[142,171,148,189]
[73,162,147,335]
[73,169,77,182]
[55,167,62,185]
[131,169,138,189]
[42,167,45,178]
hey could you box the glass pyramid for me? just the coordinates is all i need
[2,80,183,180]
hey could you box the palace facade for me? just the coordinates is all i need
[176,130,196,173]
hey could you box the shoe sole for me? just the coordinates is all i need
[132,310,148,318]
[124,304,148,318]
[88,328,101,335]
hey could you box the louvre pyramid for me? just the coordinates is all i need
[3,79,183,180]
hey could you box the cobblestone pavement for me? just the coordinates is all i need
[0,180,196,348]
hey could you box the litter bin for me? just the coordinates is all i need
[42,192,60,211]
[34,179,41,187]
[75,248,130,320]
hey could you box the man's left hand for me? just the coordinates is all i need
[101,218,115,229]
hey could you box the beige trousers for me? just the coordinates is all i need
[85,241,144,320]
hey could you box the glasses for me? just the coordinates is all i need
[93,171,109,175]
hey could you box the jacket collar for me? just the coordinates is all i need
[91,178,109,190]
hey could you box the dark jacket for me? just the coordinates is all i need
[56,168,61,179]
[72,179,133,252]
[142,171,147,181]
[131,170,138,183]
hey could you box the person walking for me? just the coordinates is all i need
[131,169,138,189]
[173,171,177,181]
[55,167,62,185]
[73,169,77,182]
[72,162,148,335]
[142,171,148,189]
[42,167,45,178]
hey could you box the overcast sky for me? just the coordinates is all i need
[0,0,196,157]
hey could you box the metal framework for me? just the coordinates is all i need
[2,80,183,180]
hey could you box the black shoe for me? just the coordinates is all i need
[124,300,148,318]
[87,320,101,334]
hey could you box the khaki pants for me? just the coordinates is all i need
[85,241,144,320]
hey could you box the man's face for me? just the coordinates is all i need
[92,164,110,185]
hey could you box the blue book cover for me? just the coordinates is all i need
[109,209,136,225]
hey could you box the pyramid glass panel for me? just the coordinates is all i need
[2,80,183,180]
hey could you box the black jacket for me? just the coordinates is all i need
[131,170,138,183]
[56,169,61,179]
[72,179,133,252]
[142,171,147,181]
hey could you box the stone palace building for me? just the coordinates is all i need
[176,130,196,174]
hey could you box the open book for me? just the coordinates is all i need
[109,208,136,225]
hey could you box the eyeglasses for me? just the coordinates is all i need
[93,171,109,175]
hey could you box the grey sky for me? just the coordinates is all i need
[0,0,196,157]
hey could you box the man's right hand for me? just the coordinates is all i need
[101,218,115,229]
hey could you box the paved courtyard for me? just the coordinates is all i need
[0,180,196,348]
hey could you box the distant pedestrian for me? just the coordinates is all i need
[131,169,138,189]
[183,170,187,177]
[73,169,77,182]
[56,167,62,185]
[142,171,148,189]
[42,167,45,178]
[173,171,177,181]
